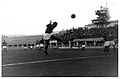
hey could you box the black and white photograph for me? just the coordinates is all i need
[1,0,119,77]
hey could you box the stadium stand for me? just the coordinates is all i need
[59,24,118,42]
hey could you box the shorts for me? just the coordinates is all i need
[40,44,44,47]
[24,47,27,49]
[36,44,39,47]
[3,46,7,49]
[82,45,85,47]
[44,33,51,40]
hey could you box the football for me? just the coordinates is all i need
[71,14,76,19]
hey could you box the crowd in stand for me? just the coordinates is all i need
[59,24,118,42]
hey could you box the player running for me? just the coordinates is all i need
[109,41,116,53]
[81,42,85,51]
[2,40,7,52]
[102,38,110,55]
[36,40,40,50]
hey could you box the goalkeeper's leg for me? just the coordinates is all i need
[50,35,66,45]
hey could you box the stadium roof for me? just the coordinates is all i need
[85,20,118,28]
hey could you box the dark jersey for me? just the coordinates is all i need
[2,41,7,46]
[45,23,54,33]
[45,22,57,33]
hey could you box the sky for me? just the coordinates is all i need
[0,0,119,35]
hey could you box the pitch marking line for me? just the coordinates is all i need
[2,55,113,67]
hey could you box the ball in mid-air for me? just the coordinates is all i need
[71,14,76,19]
